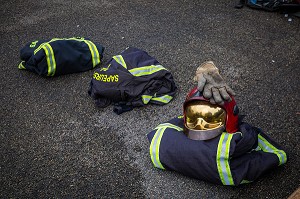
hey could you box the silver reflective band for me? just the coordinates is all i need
[142,95,173,104]
[150,127,166,169]
[155,123,183,131]
[142,95,152,104]
[150,123,183,170]
[113,55,127,69]
[151,95,173,104]
[83,40,101,68]
[258,134,287,165]
[216,133,234,185]
[241,179,252,184]
[129,65,167,77]
[42,43,56,76]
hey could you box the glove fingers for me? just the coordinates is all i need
[212,88,224,105]
[225,86,236,96]
[219,87,231,101]
[209,97,216,104]
[197,74,206,92]
[193,75,197,82]
[203,85,213,98]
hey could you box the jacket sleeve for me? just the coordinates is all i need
[226,123,288,185]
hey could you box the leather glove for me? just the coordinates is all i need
[193,61,235,105]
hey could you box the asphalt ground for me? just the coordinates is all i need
[0,0,299,198]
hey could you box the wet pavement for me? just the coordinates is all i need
[1,0,299,198]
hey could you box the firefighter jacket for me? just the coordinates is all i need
[147,116,287,186]
[18,37,104,76]
[88,47,177,114]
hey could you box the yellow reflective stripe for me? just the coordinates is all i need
[100,64,111,72]
[34,38,59,54]
[113,55,127,69]
[142,95,173,104]
[155,123,183,131]
[142,95,152,104]
[150,123,183,170]
[18,61,26,69]
[150,127,166,170]
[34,37,85,54]
[258,134,287,165]
[241,180,252,184]
[42,43,56,76]
[151,95,173,104]
[216,133,234,185]
[83,40,101,68]
[33,37,100,69]
[129,65,166,77]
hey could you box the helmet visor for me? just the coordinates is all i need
[185,101,226,130]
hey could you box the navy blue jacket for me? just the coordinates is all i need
[19,37,104,76]
[147,116,287,185]
[88,47,177,114]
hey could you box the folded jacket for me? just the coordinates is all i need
[88,47,177,113]
[147,116,288,185]
[18,37,104,76]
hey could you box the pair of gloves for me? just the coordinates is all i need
[193,61,235,105]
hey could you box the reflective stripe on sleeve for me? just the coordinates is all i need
[142,95,173,105]
[42,43,56,76]
[18,61,26,69]
[33,37,101,68]
[241,180,252,184]
[113,55,127,69]
[34,38,60,54]
[216,133,234,185]
[142,95,152,104]
[129,65,167,77]
[34,37,85,55]
[150,127,166,170]
[150,123,183,169]
[151,95,173,104]
[254,145,262,151]
[258,134,287,165]
[83,40,101,68]
[154,123,183,131]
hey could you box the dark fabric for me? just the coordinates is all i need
[113,103,133,115]
[147,117,287,185]
[88,47,177,112]
[246,0,282,11]
[19,37,104,76]
[235,0,300,12]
